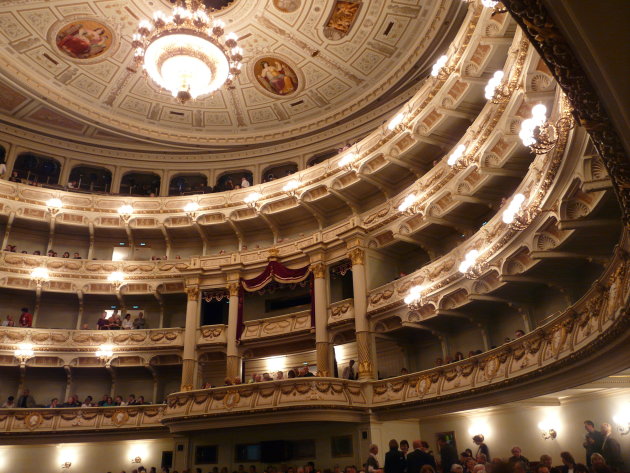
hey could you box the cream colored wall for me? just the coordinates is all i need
[0,437,174,473]
[187,422,360,469]
[419,391,630,468]
[37,292,79,329]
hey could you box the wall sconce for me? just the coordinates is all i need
[183,202,200,220]
[538,421,558,440]
[131,456,142,464]
[31,266,50,288]
[244,191,262,210]
[613,406,630,435]
[387,111,407,131]
[398,193,424,216]
[282,179,300,197]
[61,462,72,469]
[338,152,358,172]
[447,144,470,168]
[431,54,452,80]
[107,271,125,289]
[459,249,487,279]
[46,197,63,216]
[96,344,114,366]
[14,343,35,366]
[118,204,134,221]
[404,285,425,310]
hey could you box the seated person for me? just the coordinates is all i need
[81,396,94,407]
[9,171,20,182]
[2,315,15,326]
[1,396,15,408]
[136,395,147,405]
[133,312,146,329]
[96,313,108,330]
[48,398,59,408]
[73,252,81,259]
[108,314,122,330]
[121,313,133,330]
[62,252,70,258]
[33,250,41,255]
[63,395,80,408]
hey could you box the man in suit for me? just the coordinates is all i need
[583,420,604,466]
[600,423,623,471]
[438,435,459,473]
[407,440,437,473]
[16,389,35,408]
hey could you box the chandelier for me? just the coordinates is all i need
[133,0,243,103]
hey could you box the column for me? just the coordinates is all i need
[181,284,200,391]
[350,247,376,380]
[225,282,241,380]
[312,262,331,377]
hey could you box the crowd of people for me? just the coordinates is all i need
[102,422,625,473]
[1,390,152,408]
[96,311,147,330]
[365,425,623,473]
[2,245,83,258]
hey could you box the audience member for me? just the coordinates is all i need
[600,423,623,471]
[590,454,612,473]
[133,312,146,329]
[407,439,436,473]
[122,313,133,330]
[473,435,490,460]
[384,439,405,473]
[508,447,530,470]
[16,389,35,408]
[2,314,15,326]
[400,439,410,459]
[2,396,15,408]
[342,360,356,380]
[19,307,33,327]
[97,312,108,330]
[583,420,604,467]
[438,435,458,473]
[366,444,382,473]
[48,398,59,408]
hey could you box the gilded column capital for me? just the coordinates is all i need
[228,282,240,297]
[310,262,326,279]
[185,285,199,302]
[348,248,365,266]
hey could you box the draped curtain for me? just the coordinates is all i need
[236,261,313,340]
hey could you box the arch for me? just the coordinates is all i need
[307,149,338,168]
[120,171,161,196]
[215,169,253,191]
[68,164,112,193]
[261,162,298,182]
[168,173,208,196]
[13,152,61,185]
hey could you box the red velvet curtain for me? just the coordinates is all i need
[237,261,313,340]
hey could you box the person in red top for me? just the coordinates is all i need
[19,308,32,327]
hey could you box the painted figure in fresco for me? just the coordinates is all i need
[328,1,361,33]
[57,23,109,59]
[258,61,296,95]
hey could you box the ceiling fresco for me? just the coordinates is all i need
[0,0,467,152]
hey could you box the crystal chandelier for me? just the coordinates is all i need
[133,0,243,103]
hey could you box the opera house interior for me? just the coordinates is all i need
[0,0,628,472]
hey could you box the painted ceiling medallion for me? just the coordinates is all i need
[133,0,243,104]
[254,58,299,96]
[56,20,113,60]
[273,0,301,13]
[168,0,237,10]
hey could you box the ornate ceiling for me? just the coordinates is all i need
[0,0,467,153]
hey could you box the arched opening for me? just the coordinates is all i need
[307,149,338,168]
[13,153,61,186]
[68,165,112,193]
[261,163,298,183]
[120,172,161,196]
[168,174,208,196]
[215,170,253,192]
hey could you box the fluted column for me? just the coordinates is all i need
[181,284,200,391]
[226,281,241,380]
[350,247,375,380]
[312,262,331,376]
